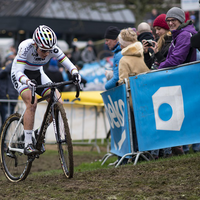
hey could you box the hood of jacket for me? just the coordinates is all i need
[121,41,143,57]
[172,20,197,39]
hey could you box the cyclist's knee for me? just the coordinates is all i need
[26,101,37,112]
[58,98,63,104]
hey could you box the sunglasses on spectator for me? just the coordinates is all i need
[166,18,177,23]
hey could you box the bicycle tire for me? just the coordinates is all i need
[55,102,74,178]
[0,113,32,182]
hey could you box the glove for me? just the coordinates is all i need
[72,73,81,83]
[27,80,37,90]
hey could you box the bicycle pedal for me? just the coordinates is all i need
[35,154,40,159]
[6,152,15,158]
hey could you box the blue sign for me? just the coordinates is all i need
[130,61,200,152]
[79,57,113,90]
[101,84,132,157]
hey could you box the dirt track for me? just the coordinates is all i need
[1,145,200,199]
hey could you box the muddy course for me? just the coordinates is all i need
[0,145,200,200]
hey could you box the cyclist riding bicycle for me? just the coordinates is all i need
[11,25,81,155]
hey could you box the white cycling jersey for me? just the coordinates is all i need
[11,39,78,95]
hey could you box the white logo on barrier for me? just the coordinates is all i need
[118,130,126,150]
[152,86,185,131]
[104,95,124,129]
[114,130,126,150]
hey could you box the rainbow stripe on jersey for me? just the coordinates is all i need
[17,59,48,67]
[58,55,67,63]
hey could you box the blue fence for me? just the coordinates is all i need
[101,60,200,166]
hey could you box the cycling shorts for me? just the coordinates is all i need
[12,69,52,97]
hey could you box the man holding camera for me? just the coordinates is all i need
[137,22,155,69]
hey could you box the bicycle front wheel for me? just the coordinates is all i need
[0,113,32,182]
[55,102,74,178]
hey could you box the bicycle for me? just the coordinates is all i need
[0,80,80,182]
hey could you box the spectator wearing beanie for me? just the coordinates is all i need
[104,26,123,90]
[158,7,197,69]
[157,7,200,154]
[143,13,173,70]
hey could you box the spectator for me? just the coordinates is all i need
[81,44,96,63]
[158,7,200,154]
[185,11,190,23]
[104,26,122,90]
[191,31,200,50]
[151,8,159,21]
[137,22,155,57]
[118,27,149,84]
[117,28,149,162]
[71,45,81,64]
[158,7,197,69]
[142,14,175,158]
[137,22,155,41]
[0,53,18,129]
[142,14,172,70]
[87,39,97,57]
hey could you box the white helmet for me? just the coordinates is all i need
[33,25,57,50]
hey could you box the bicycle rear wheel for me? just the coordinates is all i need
[0,113,32,182]
[55,102,74,178]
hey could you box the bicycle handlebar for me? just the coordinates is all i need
[31,80,80,104]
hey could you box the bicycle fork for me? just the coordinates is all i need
[8,110,26,155]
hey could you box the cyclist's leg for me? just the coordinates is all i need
[11,72,38,155]
[21,89,37,131]
[21,89,39,155]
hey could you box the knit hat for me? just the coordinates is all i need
[166,7,185,23]
[104,26,120,40]
[153,14,169,30]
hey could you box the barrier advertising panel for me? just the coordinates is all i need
[130,61,200,152]
[101,84,132,157]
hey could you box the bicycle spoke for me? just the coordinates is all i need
[55,102,74,178]
[0,113,32,182]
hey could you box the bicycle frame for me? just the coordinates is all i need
[8,80,79,155]
[8,109,26,154]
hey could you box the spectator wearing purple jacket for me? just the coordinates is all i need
[158,7,200,154]
[158,7,197,69]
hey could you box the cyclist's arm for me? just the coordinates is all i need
[12,55,29,85]
[52,47,78,75]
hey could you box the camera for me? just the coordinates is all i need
[146,40,153,47]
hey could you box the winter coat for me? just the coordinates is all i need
[0,62,18,100]
[105,43,123,90]
[144,33,172,69]
[118,42,150,83]
[158,20,197,69]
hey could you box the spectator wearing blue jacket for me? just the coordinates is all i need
[104,26,123,90]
